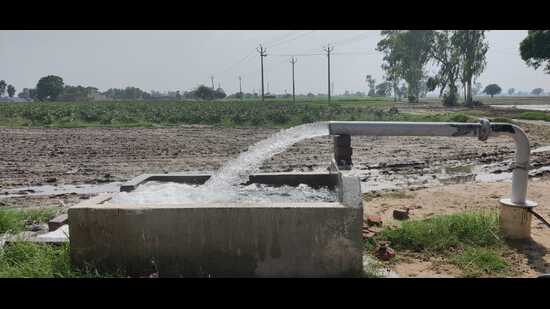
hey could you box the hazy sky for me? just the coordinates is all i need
[1,30,548,95]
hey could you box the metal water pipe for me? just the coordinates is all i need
[328,119,538,239]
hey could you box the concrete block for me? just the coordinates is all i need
[69,172,363,277]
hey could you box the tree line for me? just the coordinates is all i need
[13,76,231,102]
[375,30,549,106]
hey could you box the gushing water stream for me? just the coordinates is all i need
[204,122,329,190]
[111,122,331,204]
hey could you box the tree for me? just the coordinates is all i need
[453,30,488,106]
[377,30,434,103]
[531,88,544,96]
[366,75,376,96]
[215,88,226,99]
[58,85,94,101]
[508,88,515,96]
[0,80,6,97]
[520,30,550,74]
[193,85,218,100]
[375,81,392,97]
[483,84,502,98]
[36,75,64,101]
[427,30,461,106]
[7,85,16,98]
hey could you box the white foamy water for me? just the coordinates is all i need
[111,122,331,204]
[111,181,336,204]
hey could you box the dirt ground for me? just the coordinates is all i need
[364,177,550,278]
[2,121,550,189]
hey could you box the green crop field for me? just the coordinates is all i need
[0,97,481,129]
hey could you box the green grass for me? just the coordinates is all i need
[367,211,512,277]
[516,111,550,122]
[0,207,123,278]
[371,211,502,252]
[451,247,509,277]
[0,242,122,278]
[0,99,476,129]
[0,208,58,234]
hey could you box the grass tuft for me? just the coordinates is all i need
[451,247,509,277]
[0,242,124,278]
[372,211,502,253]
[0,208,58,234]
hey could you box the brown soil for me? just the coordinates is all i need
[3,124,547,189]
[364,177,550,278]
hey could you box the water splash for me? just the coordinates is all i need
[204,122,329,190]
[111,122,331,204]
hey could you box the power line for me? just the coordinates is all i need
[265,30,316,49]
[329,31,371,46]
[270,53,323,57]
[264,31,308,48]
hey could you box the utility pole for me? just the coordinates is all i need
[290,56,297,104]
[210,75,215,89]
[257,44,267,101]
[323,44,334,103]
[238,76,242,99]
[267,82,270,94]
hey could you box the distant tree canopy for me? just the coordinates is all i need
[7,85,16,98]
[104,87,148,100]
[377,30,433,103]
[531,88,544,96]
[508,88,515,96]
[375,81,392,97]
[483,84,502,98]
[189,85,226,100]
[0,80,6,97]
[36,75,64,101]
[58,85,98,101]
[366,75,376,96]
[520,30,550,74]
[377,30,487,106]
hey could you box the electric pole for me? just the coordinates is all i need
[238,76,242,99]
[210,75,215,89]
[323,44,334,103]
[257,44,267,101]
[290,56,297,104]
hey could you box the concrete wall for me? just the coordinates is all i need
[69,172,363,277]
